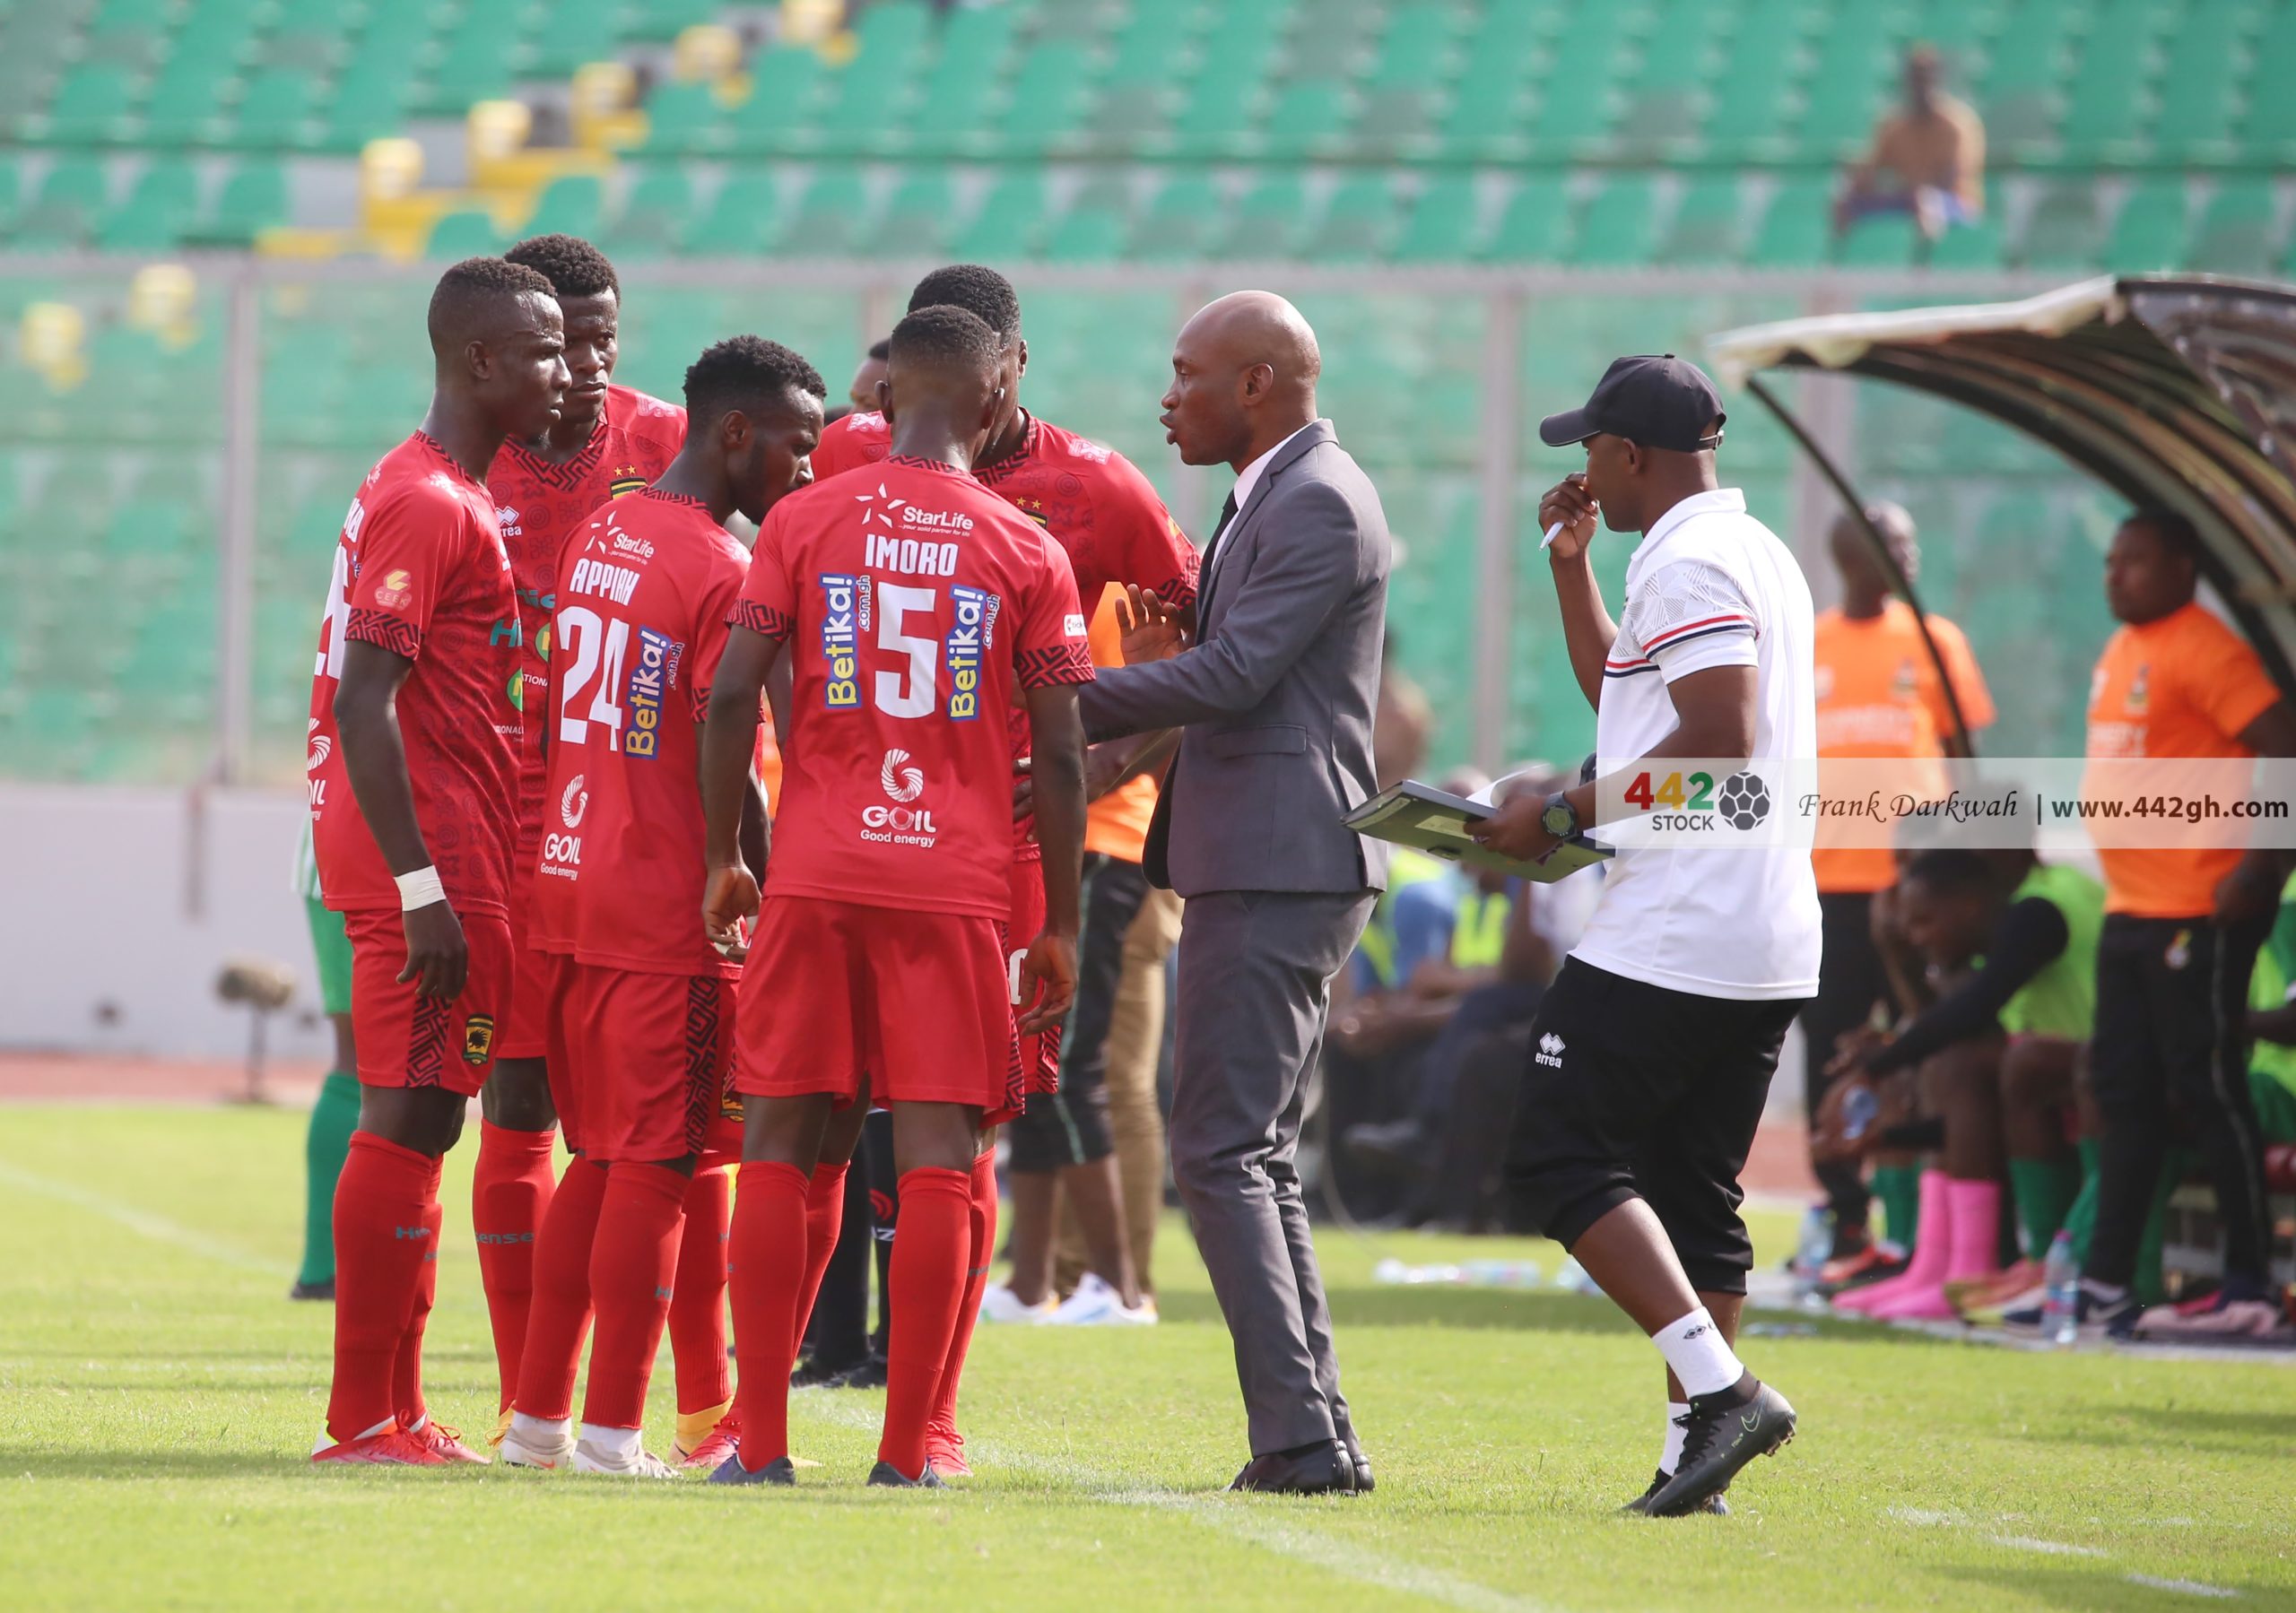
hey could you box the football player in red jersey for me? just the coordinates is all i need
[306,257,569,1465]
[813,264,1196,1471]
[699,305,1091,1487]
[496,336,826,1477]
[457,235,689,1441]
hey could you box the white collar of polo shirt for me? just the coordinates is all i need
[1627,486,1748,583]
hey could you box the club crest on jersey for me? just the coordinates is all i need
[622,627,681,759]
[463,1015,496,1065]
[820,573,860,707]
[609,469,649,498]
[945,585,996,720]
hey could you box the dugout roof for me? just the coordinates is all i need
[1709,274,2296,694]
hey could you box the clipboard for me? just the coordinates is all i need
[1343,780,1612,884]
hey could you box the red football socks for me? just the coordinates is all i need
[669,1166,733,1416]
[930,1149,997,1437]
[880,1166,972,1479]
[792,1161,850,1354]
[326,1131,441,1443]
[392,1189,445,1430]
[581,1162,689,1430]
[472,1120,556,1413]
[727,1161,811,1470]
[510,1153,608,1422]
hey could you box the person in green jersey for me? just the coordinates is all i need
[291,826,362,1300]
[2241,869,2296,1147]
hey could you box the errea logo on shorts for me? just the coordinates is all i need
[1535,1032,1565,1068]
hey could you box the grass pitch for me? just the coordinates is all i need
[1,1104,2291,1610]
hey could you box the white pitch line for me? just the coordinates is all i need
[789,1394,1563,1613]
[1988,1535,2106,1557]
[0,1157,277,1275]
[2124,1574,2240,1600]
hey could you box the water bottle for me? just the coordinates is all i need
[1842,1085,1881,1143]
[1791,1206,1831,1281]
[1372,1259,1464,1286]
[1460,1259,1542,1289]
[2040,1229,2080,1348]
[1553,1256,1596,1294]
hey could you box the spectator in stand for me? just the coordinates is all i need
[1801,505,1993,1284]
[1835,47,1987,241]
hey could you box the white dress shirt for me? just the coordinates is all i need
[1208,420,1319,572]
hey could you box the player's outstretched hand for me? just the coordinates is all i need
[1465,792,1557,863]
[702,863,761,958]
[399,900,468,1002]
[1014,928,1078,1038]
[1115,585,1187,665]
[1537,473,1599,561]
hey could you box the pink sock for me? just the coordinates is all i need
[1834,1170,1951,1314]
[1871,1176,2002,1320]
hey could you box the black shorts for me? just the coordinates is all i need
[1504,957,1807,1295]
[1005,854,1149,1174]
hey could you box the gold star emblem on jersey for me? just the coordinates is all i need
[609,464,649,498]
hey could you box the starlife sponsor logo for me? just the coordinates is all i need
[622,627,680,759]
[821,573,860,707]
[945,585,995,720]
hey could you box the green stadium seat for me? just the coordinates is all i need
[0,159,19,238]
[848,0,935,80]
[2248,4,2296,161]
[1391,174,1479,261]
[1170,56,1270,160]
[1078,82,1176,158]
[1438,21,1533,161]
[12,159,111,248]
[1300,173,1396,262]
[1979,0,2078,158]
[996,41,1096,156]
[529,0,627,77]
[1042,179,1131,264]
[524,175,604,242]
[187,158,286,246]
[951,171,1049,260]
[865,166,955,257]
[1570,174,1659,266]
[2057,1,2161,166]
[1368,3,1457,88]
[603,164,694,261]
[40,65,143,147]
[96,157,198,251]
[909,5,1018,155]
[1746,177,1831,267]
[230,68,320,151]
[626,0,720,42]
[1259,80,1353,160]
[1836,212,1922,266]
[427,209,506,260]
[1798,4,1896,158]
[682,170,779,256]
[2102,178,2189,273]
[646,82,731,157]
[321,70,414,153]
[724,48,827,156]
[1482,174,1570,262]
[1127,172,1224,260]
[90,0,176,35]
[1211,173,1309,258]
[1657,174,1747,265]
[2018,180,2105,268]
[1527,30,1629,159]
[1282,1,1381,79]
[2152,0,2248,164]
[782,166,874,256]
[144,54,236,146]
[2190,178,2277,276]
[1928,216,2005,268]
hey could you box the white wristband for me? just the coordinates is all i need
[396,866,446,911]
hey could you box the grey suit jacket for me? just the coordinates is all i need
[1079,419,1390,898]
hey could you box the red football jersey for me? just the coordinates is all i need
[812,409,1198,853]
[308,431,523,918]
[531,487,750,977]
[489,384,686,857]
[733,456,1093,919]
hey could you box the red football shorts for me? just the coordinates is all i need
[735,895,1022,1121]
[1004,854,1059,1103]
[344,906,513,1099]
[536,950,587,1151]
[497,872,553,1061]
[561,962,738,1165]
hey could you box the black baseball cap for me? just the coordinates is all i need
[1538,354,1726,454]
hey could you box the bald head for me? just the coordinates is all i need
[1161,290,1322,471]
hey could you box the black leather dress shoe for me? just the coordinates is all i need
[1229,1440,1357,1495]
[1335,1428,1374,1494]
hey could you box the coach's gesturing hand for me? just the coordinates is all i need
[702,863,761,958]
[1538,473,1599,561]
[399,899,469,1001]
[1115,584,1187,664]
[1014,928,1078,1038]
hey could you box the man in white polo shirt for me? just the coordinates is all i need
[1471,355,1820,1519]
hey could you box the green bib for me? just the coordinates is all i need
[2249,872,2296,1099]
[1997,862,2105,1041]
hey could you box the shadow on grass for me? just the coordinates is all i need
[1155,1286,1987,1342]
[2014,1401,2296,1455]
[1939,1562,2271,1610]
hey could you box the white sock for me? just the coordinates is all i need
[578,1423,643,1461]
[2080,1278,2128,1303]
[510,1411,570,1446]
[1652,1307,1745,1401]
[1658,1401,1691,1477]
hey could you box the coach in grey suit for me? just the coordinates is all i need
[1079,291,1390,1496]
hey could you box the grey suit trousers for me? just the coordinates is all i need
[1169,886,1377,1456]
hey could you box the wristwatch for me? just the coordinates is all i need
[1540,791,1580,841]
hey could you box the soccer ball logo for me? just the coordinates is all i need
[881,749,925,803]
[1716,770,1771,829]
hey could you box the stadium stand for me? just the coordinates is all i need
[0,0,2260,784]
